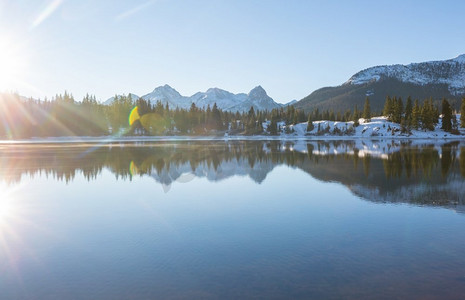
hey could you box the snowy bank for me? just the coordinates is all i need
[282,116,465,139]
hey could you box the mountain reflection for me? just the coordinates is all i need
[1,140,465,208]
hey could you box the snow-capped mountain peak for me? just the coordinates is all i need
[248,85,267,98]
[105,85,282,112]
[139,84,188,108]
[453,54,465,63]
[205,87,234,98]
[149,84,182,99]
[345,54,465,95]
[248,86,274,105]
[227,85,281,112]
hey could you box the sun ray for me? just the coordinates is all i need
[31,0,64,29]
[115,0,156,21]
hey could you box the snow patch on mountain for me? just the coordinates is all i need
[345,54,465,95]
[228,86,281,112]
[191,88,248,111]
[137,84,281,112]
[141,84,189,109]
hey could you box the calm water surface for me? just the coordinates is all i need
[0,140,465,299]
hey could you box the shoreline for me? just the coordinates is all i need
[0,134,464,145]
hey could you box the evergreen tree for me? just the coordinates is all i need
[245,106,257,134]
[269,114,278,135]
[312,108,320,121]
[383,96,393,120]
[405,96,412,127]
[285,106,295,125]
[441,98,452,132]
[329,110,335,121]
[420,99,436,131]
[394,97,403,124]
[411,99,420,129]
[452,114,458,131]
[306,114,314,132]
[154,100,164,116]
[322,110,329,121]
[211,103,222,130]
[298,109,306,123]
[189,103,200,133]
[344,109,351,122]
[352,104,360,122]
[363,97,371,121]
[431,98,439,125]
[461,97,465,128]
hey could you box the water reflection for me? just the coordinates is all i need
[0,140,465,208]
[2,140,465,299]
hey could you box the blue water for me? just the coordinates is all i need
[0,141,464,299]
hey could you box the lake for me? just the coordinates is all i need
[0,139,465,299]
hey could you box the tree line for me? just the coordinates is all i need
[0,92,324,137]
[382,95,465,132]
[0,92,463,138]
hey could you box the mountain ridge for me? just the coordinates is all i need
[295,54,465,113]
[104,84,282,112]
[345,54,465,95]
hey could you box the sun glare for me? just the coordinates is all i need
[0,185,23,223]
[0,188,17,221]
[0,36,28,92]
[0,199,13,219]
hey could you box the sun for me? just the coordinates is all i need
[0,36,28,92]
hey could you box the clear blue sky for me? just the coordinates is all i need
[1,0,464,103]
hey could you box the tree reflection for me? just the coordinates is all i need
[0,140,464,205]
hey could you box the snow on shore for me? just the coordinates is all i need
[1,115,464,144]
[285,116,464,139]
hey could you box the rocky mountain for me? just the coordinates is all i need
[227,86,279,112]
[346,54,465,94]
[104,84,282,112]
[140,84,188,108]
[295,54,465,113]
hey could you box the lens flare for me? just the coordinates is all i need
[140,113,167,134]
[129,106,140,126]
[129,161,139,176]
